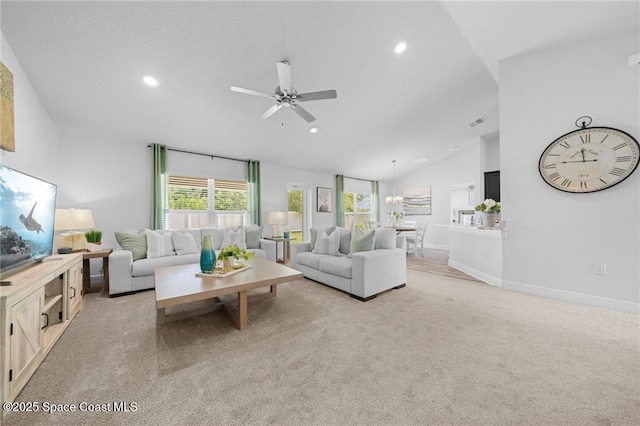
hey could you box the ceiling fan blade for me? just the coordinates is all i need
[277,61,291,94]
[230,86,274,99]
[296,90,338,102]
[259,104,283,120]
[291,104,316,123]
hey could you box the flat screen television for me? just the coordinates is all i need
[1,165,57,279]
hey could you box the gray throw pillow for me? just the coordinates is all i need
[336,227,352,255]
[348,228,375,258]
[115,232,147,261]
[245,225,263,249]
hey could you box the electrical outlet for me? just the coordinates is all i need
[593,263,607,275]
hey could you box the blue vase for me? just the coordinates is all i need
[200,235,216,273]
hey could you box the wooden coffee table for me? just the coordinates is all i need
[154,257,303,330]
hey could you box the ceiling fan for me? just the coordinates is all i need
[231,60,337,123]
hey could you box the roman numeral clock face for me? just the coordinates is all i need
[538,127,640,193]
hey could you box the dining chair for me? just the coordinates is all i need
[406,222,428,257]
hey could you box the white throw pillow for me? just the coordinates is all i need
[221,227,247,250]
[312,228,341,256]
[145,229,176,259]
[171,231,199,256]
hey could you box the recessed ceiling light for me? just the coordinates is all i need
[394,41,407,54]
[143,75,158,86]
[309,127,318,133]
[413,156,429,165]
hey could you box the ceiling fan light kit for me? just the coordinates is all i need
[231,60,337,123]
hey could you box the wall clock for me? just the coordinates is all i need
[538,119,639,193]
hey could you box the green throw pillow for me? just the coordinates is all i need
[115,232,147,261]
[348,228,375,258]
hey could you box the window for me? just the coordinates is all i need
[166,175,248,229]
[343,192,371,229]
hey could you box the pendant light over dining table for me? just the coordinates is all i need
[385,160,403,204]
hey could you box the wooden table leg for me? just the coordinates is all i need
[237,291,248,330]
[82,258,91,295]
[270,285,277,297]
[156,307,166,324]
[102,256,110,295]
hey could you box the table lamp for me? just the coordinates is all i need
[54,208,95,252]
[267,211,287,237]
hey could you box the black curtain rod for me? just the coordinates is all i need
[148,145,249,163]
[343,175,374,183]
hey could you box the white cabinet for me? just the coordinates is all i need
[1,253,83,416]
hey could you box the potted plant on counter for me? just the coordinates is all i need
[85,230,103,252]
[475,199,501,228]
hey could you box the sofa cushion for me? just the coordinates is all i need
[297,252,336,270]
[115,231,147,261]
[245,225,263,249]
[310,225,336,251]
[374,228,396,249]
[312,228,340,255]
[319,256,353,279]
[221,227,247,250]
[336,227,352,255]
[348,228,375,258]
[202,228,224,250]
[145,229,176,259]
[172,231,199,255]
[131,253,199,277]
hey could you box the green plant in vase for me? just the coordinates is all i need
[217,245,254,271]
[85,230,103,251]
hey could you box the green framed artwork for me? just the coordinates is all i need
[0,61,15,152]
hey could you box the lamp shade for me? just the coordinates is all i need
[267,211,287,225]
[54,208,95,231]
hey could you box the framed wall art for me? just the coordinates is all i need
[0,61,15,152]
[403,186,431,215]
[317,187,333,212]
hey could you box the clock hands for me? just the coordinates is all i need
[560,159,598,164]
[581,148,586,162]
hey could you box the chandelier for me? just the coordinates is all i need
[385,160,403,204]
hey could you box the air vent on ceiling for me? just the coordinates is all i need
[468,117,485,128]
[628,53,640,67]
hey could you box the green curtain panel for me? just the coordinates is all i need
[371,180,380,222]
[335,174,345,227]
[247,160,261,225]
[151,143,167,229]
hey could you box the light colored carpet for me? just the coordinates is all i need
[407,248,481,282]
[4,269,639,425]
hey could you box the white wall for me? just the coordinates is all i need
[0,34,59,182]
[261,163,335,234]
[391,140,480,249]
[500,31,639,313]
[55,129,339,246]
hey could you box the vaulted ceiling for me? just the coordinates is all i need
[2,1,637,181]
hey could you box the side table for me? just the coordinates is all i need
[264,237,291,264]
[82,248,113,295]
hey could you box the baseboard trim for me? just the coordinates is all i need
[424,243,449,250]
[502,279,640,314]
[448,260,502,287]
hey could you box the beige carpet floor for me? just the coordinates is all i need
[4,269,639,425]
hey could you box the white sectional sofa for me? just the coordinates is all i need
[109,227,275,296]
[291,227,407,301]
